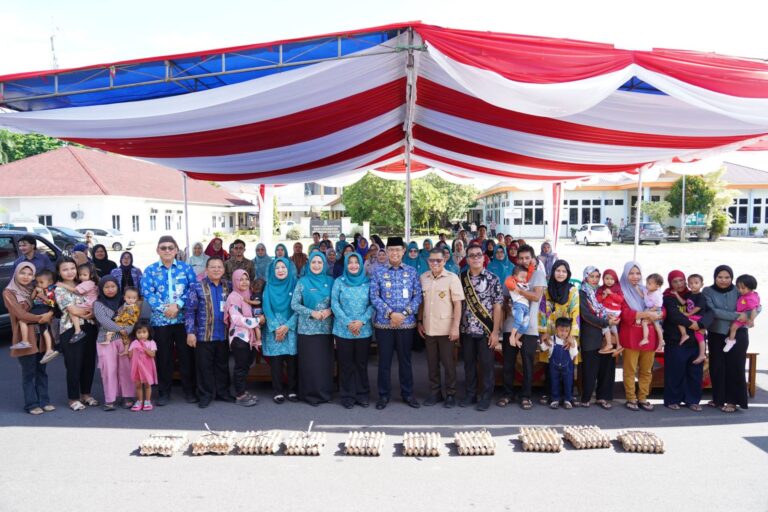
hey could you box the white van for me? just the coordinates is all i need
[6,222,56,244]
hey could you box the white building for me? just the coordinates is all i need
[0,146,256,244]
[477,161,768,239]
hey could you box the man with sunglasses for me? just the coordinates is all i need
[418,248,464,408]
[141,236,198,405]
[459,243,503,411]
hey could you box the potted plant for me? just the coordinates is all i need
[749,226,758,236]
[569,227,577,238]
[709,211,729,241]
[764,228,768,238]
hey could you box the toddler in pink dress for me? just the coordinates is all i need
[725,274,760,353]
[128,323,158,411]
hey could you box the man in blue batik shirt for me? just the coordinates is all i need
[141,235,198,405]
[369,236,422,410]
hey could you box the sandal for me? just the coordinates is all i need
[42,405,56,412]
[539,395,550,406]
[103,403,116,412]
[549,401,560,409]
[273,395,285,404]
[28,407,44,415]
[707,400,719,408]
[721,404,737,413]
[666,404,681,410]
[82,397,99,407]
[520,399,533,410]
[69,401,86,412]
[625,400,639,411]
[688,404,702,412]
[496,396,513,408]
[563,401,573,409]
[580,401,591,408]
[638,401,654,412]
[597,400,613,410]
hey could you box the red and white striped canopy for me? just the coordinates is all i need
[1,23,767,184]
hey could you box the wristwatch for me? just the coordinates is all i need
[402,310,408,316]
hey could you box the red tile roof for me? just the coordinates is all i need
[0,146,254,207]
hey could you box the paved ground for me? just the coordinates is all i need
[2,239,767,512]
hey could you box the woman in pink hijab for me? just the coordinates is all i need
[224,269,261,406]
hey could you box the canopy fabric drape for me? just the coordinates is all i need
[1,23,767,185]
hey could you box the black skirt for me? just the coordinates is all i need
[297,334,334,404]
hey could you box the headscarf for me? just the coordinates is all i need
[297,251,334,309]
[619,261,646,312]
[91,244,117,278]
[335,234,349,255]
[442,246,460,274]
[6,262,35,305]
[96,275,123,312]
[252,243,273,282]
[452,240,465,267]
[225,269,253,324]
[291,243,308,276]
[370,235,385,251]
[597,269,622,296]
[263,257,297,319]
[538,241,557,278]
[341,252,369,287]
[324,249,337,277]
[711,264,735,294]
[274,243,289,259]
[187,242,209,274]
[664,269,689,298]
[356,237,370,260]
[483,239,496,259]
[419,239,433,263]
[581,266,606,317]
[547,259,573,305]
[486,245,513,281]
[403,241,421,270]
[366,249,386,277]
[205,237,229,259]
[117,251,137,290]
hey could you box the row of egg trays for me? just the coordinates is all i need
[138,427,664,457]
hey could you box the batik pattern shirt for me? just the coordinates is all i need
[184,278,231,341]
[370,263,422,329]
[460,269,503,336]
[141,259,197,327]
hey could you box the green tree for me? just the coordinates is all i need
[342,173,406,228]
[0,129,67,163]
[666,175,716,217]
[640,200,672,225]
[273,196,280,234]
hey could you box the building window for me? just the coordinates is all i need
[212,216,217,228]
[131,215,140,232]
[150,215,157,231]
[229,215,234,228]
[604,199,614,206]
[728,198,748,224]
[569,208,578,225]
[176,215,182,230]
[164,215,172,230]
[37,215,52,226]
[615,199,624,206]
[111,215,121,231]
[513,200,523,206]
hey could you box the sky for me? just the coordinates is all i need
[2,0,766,76]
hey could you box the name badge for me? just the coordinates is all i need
[402,289,409,299]
[220,301,225,313]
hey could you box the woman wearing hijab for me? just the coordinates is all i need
[618,261,663,411]
[251,243,273,283]
[262,257,299,403]
[538,241,557,279]
[452,239,466,267]
[110,251,143,293]
[483,239,496,261]
[403,241,423,273]
[370,234,385,251]
[186,242,209,276]
[225,269,261,407]
[334,245,353,278]
[91,244,117,279]
[662,270,708,411]
[291,251,335,406]
[204,237,229,260]
[4,262,55,414]
[507,242,519,265]
[486,245,513,282]
[442,246,460,274]
[291,242,308,276]
[538,259,580,407]
[364,244,380,278]
[703,265,751,412]
[419,239,434,267]
[578,266,617,409]
[335,233,349,254]
[356,237,370,261]
[93,276,137,410]
[331,252,374,408]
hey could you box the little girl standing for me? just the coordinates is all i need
[129,322,158,411]
[725,274,760,352]
[597,269,624,354]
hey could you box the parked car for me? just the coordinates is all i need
[573,223,613,246]
[48,226,87,252]
[617,222,666,245]
[0,222,55,244]
[0,230,63,330]
[75,228,135,251]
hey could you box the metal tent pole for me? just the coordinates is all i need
[633,168,644,262]
[183,173,191,260]
[403,27,417,243]
[680,174,687,243]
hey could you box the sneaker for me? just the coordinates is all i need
[10,341,32,350]
[131,401,143,412]
[69,331,86,344]
[723,338,736,353]
[142,400,153,411]
[40,351,60,365]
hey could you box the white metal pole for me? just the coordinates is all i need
[405,149,412,242]
[403,27,417,243]
[680,174,686,243]
[633,168,644,262]
[183,173,190,260]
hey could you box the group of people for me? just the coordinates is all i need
[4,227,759,416]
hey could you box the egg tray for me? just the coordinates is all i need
[191,431,238,456]
[617,430,665,454]
[344,431,386,456]
[563,426,612,450]
[454,429,496,456]
[138,432,189,456]
[518,427,563,452]
[402,432,441,457]
[236,430,283,455]
[284,431,327,456]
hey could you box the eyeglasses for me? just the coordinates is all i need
[428,259,444,264]
[158,245,176,251]
[468,253,484,259]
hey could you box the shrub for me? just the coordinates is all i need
[286,228,301,240]
[709,211,729,239]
